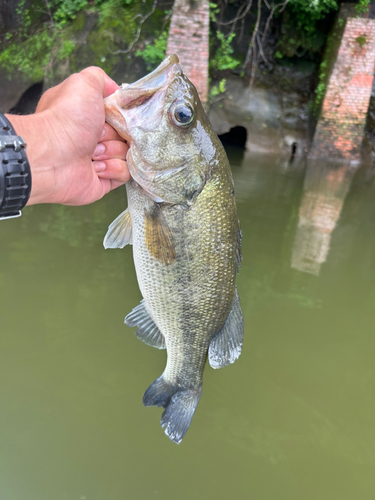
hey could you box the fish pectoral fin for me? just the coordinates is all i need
[103,208,133,249]
[125,299,166,349]
[144,204,176,265]
[208,288,244,369]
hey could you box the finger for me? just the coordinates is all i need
[80,66,119,98]
[92,140,128,161]
[98,178,126,198]
[93,158,130,184]
[100,122,126,143]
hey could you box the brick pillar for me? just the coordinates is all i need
[166,0,209,104]
[309,17,375,162]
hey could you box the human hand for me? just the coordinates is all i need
[6,66,130,206]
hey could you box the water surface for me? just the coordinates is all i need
[0,152,374,500]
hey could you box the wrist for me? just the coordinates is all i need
[5,112,57,205]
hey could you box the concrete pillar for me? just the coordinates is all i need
[166,0,209,104]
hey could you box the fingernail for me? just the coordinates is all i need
[94,161,106,172]
[94,143,106,157]
[100,127,106,139]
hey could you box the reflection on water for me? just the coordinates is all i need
[291,161,357,276]
[0,152,374,500]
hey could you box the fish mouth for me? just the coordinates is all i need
[104,54,181,141]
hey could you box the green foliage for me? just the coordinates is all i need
[274,50,283,60]
[277,0,338,58]
[313,59,327,111]
[97,0,134,23]
[0,0,166,81]
[57,39,76,60]
[136,31,168,71]
[209,3,241,75]
[208,77,226,104]
[210,32,240,72]
[51,0,89,28]
[209,2,220,23]
[355,0,370,15]
[288,0,338,35]
[0,29,53,81]
[15,0,31,29]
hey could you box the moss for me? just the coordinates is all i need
[312,14,346,115]
[71,10,86,32]
[355,35,367,48]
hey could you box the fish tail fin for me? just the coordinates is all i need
[143,376,202,444]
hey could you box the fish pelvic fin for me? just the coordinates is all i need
[209,288,244,369]
[143,376,202,444]
[103,208,132,249]
[125,300,165,349]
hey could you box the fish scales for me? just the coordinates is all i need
[104,55,243,444]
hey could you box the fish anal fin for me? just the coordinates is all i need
[144,205,176,265]
[103,208,132,249]
[209,288,244,369]
[125,299,165,349]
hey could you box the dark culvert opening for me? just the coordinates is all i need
[9,81,44,115]
[218,126,247,149]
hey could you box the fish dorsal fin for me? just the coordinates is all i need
[208,288,244,369]
[125,299,166,349]
[144,205,176,265]
[103,208,133,249]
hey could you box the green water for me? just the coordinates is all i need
[0,152,374,500]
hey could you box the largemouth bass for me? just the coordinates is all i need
[104,55,243,444]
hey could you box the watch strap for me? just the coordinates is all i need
[0,113,32,219]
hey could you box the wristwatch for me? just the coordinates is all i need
[0,112,32,220]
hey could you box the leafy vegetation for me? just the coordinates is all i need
[355,0,370,15]
[210,32,240,72]
[136,31,168,71]
[277,0,339,58]
[0,0,168,81]
[208,77,227,105]
[51,0,89,28]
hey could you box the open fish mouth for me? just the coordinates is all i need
[104,54,181,141]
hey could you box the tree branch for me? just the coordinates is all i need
[109,0,158,55]
[215,0,253,27]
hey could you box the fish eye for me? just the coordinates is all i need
[171,102,194,127]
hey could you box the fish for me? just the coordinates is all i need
[103,54,243,444]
